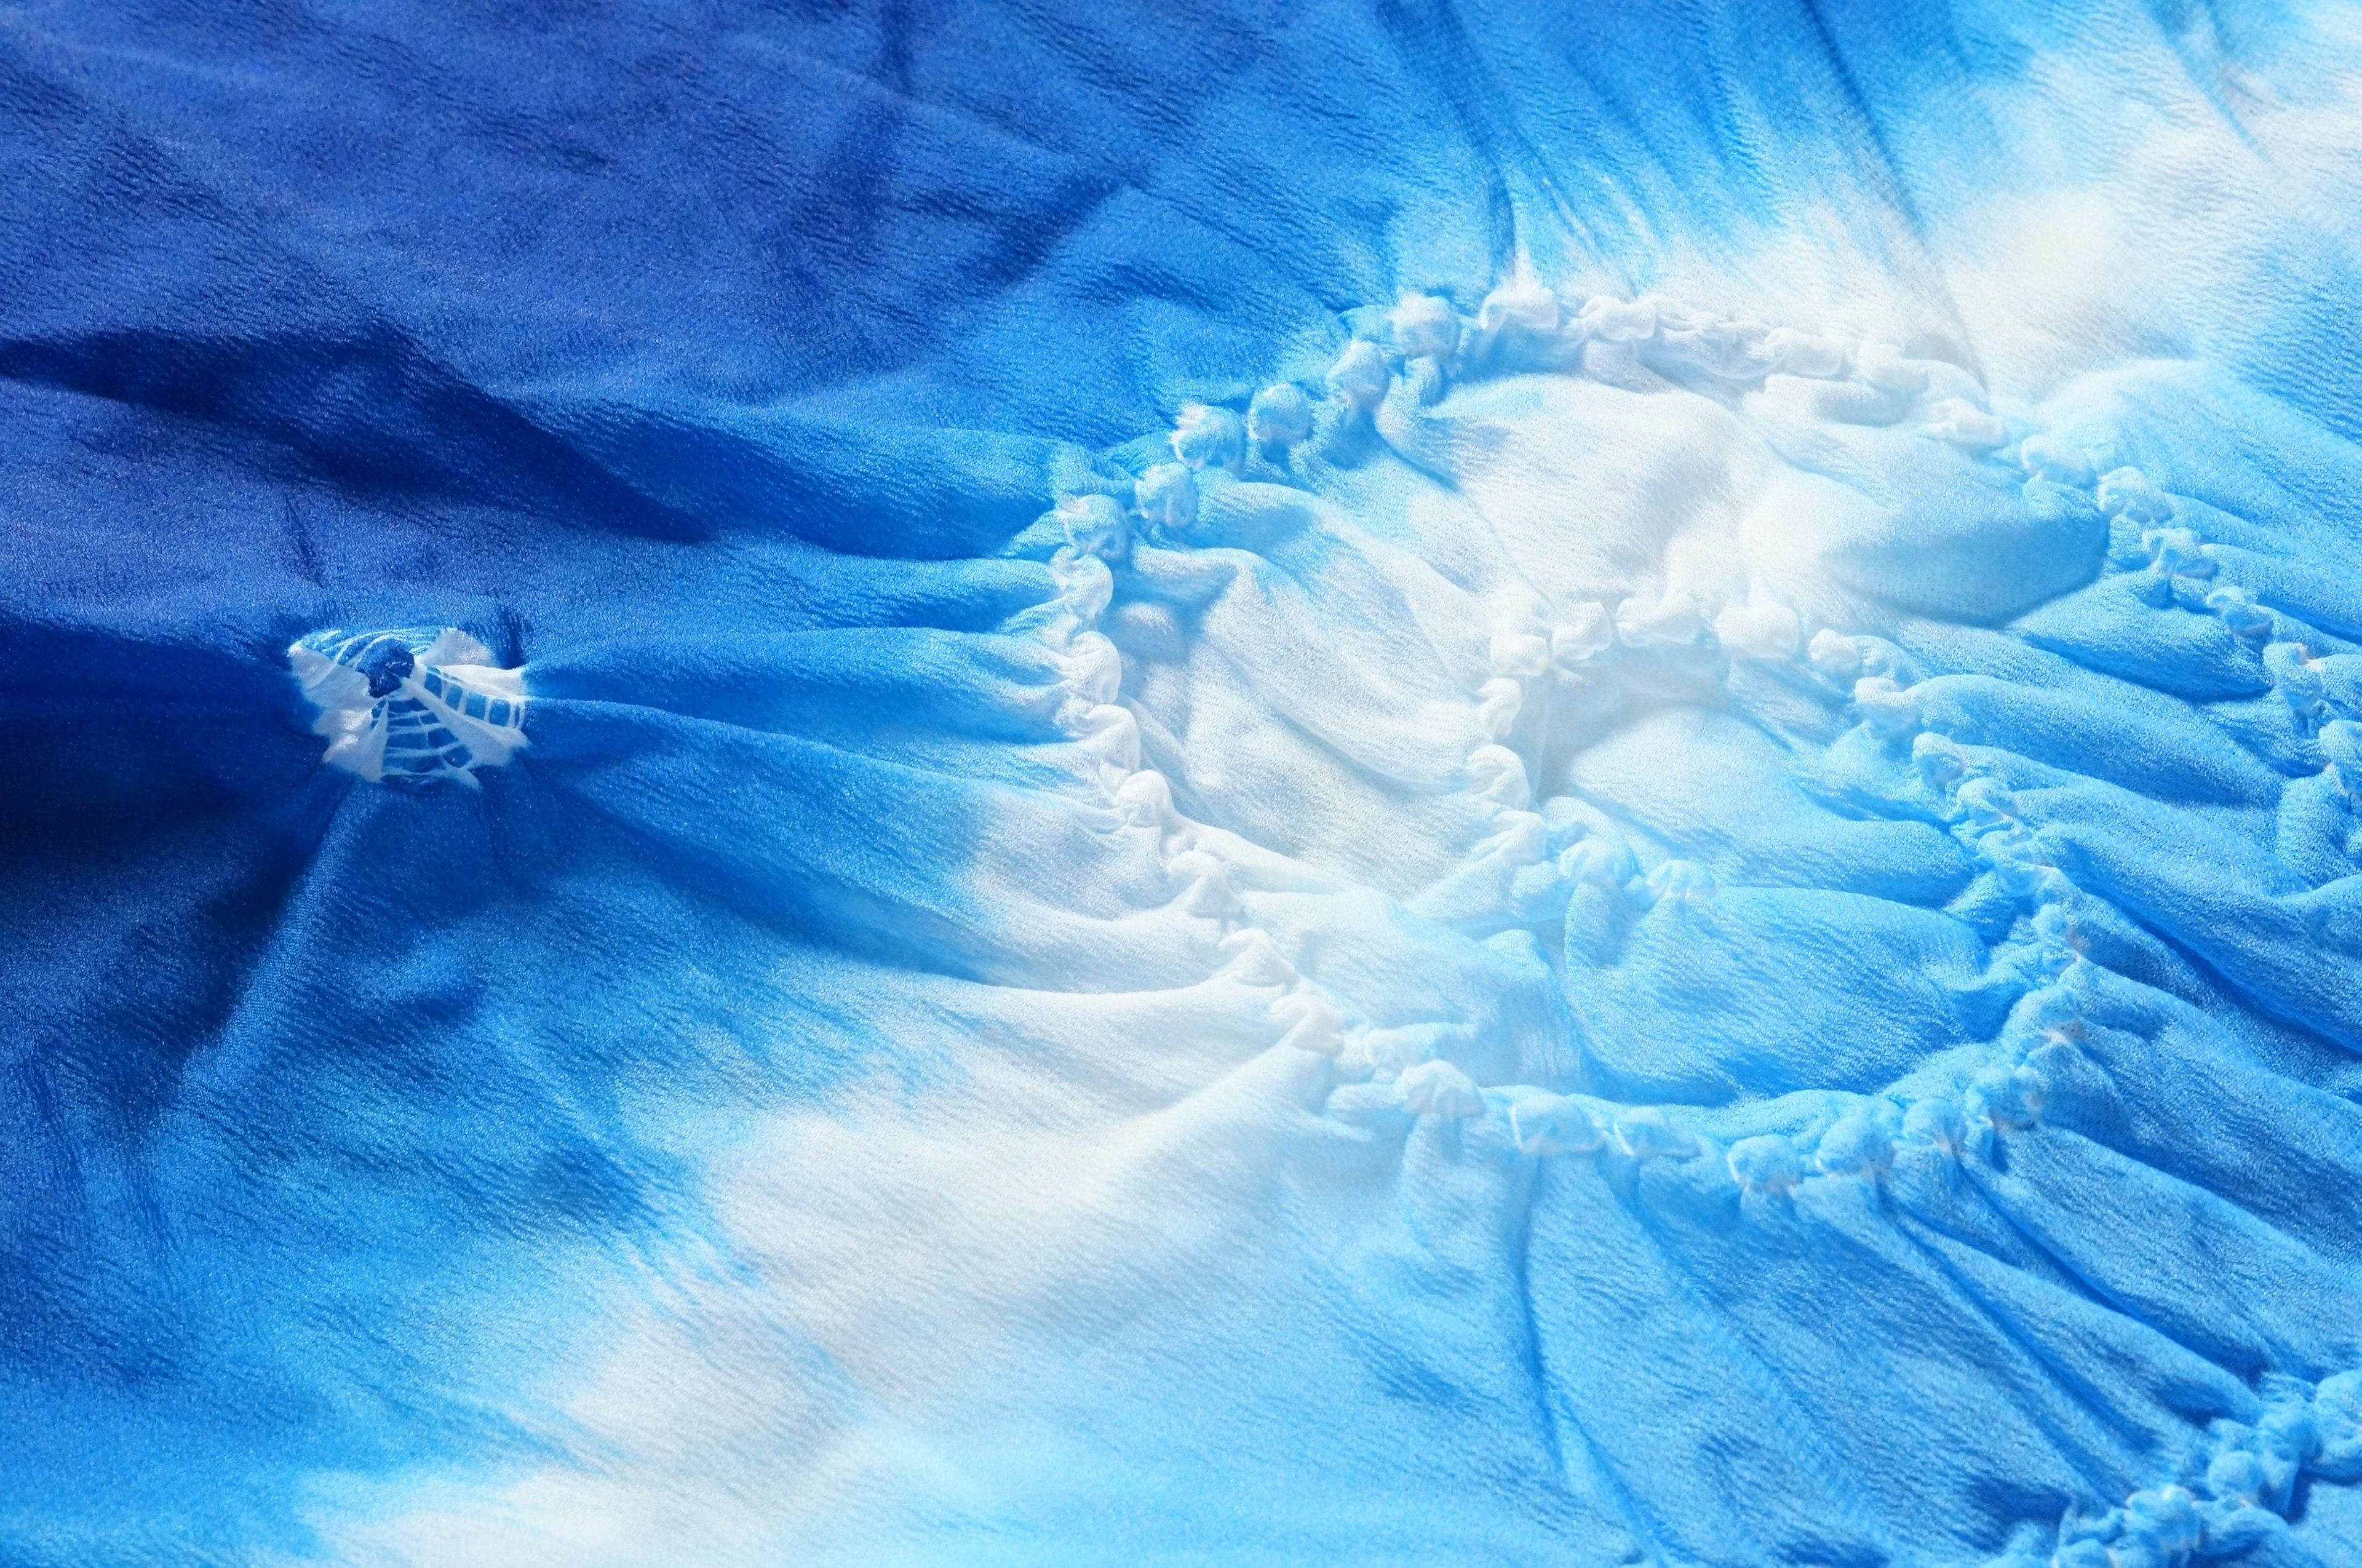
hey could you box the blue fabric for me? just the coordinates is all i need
[6,2,2362,1564]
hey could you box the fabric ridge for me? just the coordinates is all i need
[3,2,2361,1566]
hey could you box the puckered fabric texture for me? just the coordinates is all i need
[4,3,2361,1565]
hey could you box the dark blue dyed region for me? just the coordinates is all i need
[0,1,2350,1562]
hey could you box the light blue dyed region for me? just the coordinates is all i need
[2,2,2361,1566]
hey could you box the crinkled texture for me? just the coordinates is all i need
[6,2,2362,1567]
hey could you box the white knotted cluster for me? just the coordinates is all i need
[1301,277,2356,918]
[1046,279,2362,1150]
[288,626,527,787]
[1411,621,1726,937]
[1012,276,2359,1566]
[1979,1369,2362,1567]
[1286,281,2008,449]
[1832,445,2361,837]
[1008,489,1371,1078]
[2096,459,2362,790]
[1722,979,2062,1193]
[1130,279,2021,523]
[997,495,1140,794]
[1496,968,2065,1204]
[1025,287,2201,1154]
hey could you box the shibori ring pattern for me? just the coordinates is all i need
[288,627,527,786]
[14,1,2362,1562]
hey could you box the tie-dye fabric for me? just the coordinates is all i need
[4,3,2360,1564]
